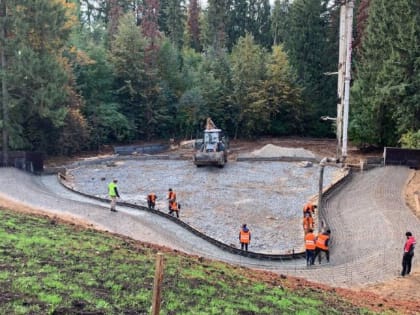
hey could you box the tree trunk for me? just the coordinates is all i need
[0,0,9,166]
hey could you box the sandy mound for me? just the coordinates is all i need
[251,144,316,159]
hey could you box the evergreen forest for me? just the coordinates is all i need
[0,0,419,156]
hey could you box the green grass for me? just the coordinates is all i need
[0,209,395,315]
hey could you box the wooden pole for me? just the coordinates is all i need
[151,253,164,315]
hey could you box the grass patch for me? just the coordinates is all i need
[0,209,391,314]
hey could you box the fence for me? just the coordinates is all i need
[384,147,420,169]
[0,151,43,173]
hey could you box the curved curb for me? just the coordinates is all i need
[55,160,353,261]
[318,168,354,230]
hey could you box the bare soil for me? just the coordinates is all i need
[9,138,420,314]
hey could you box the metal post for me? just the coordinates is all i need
[336,3,347,161]
[342,0,354,159]
[318,162,325,221]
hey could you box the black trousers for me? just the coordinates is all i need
[147,200,155,209]
[241,242,249,251]
[401,253,414,276]
[306,249,315,265]
[168,209,179,218]
[314,248,329,263]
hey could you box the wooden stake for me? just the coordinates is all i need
[151,253,164,315]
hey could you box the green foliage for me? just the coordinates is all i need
[271,0,290,45]
[109,13,149,139]
[399,130,420,149]
[230,34,267,138]
[1,0,417,155]
[350,0,420,147]
[201,0,230,50]
[281,0,338,137]
[0,209,390,315]
[0,0,90,154]
[257,45,304,136]
[159,0,186,48]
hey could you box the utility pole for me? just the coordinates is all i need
[336,0,354,162]
[341,0,354,159]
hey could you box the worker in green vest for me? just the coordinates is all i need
[108,179,120,212]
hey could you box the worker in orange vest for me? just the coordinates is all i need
[239,224,251,251]
[305,228,316,266]
[147,193,157,210]
[303,212,314,234]
[314,229,331,264]
[168,200,181,218]
[167,188,176,210]
[303,201,316,216]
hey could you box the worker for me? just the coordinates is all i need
[401,231,416,276]
[147,193,157,210]
[239,224,251,251]
[303,201,317,216]
[167,188,176,210]
[314,229,331,264]
[108,179,120,212]
[168,200,181,218]
[305,228,316,266]
[303,212,314,234]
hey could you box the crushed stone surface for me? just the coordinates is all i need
[67,159,340,254]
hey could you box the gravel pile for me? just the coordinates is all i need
[238,144,317,160]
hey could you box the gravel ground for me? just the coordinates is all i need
[0,165,418,289]
[65,159,341,254]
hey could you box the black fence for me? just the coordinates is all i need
[384,147,420,169]
[0,151,44,173]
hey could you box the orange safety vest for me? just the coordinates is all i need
[316,233,329,250]
[168,191,176,201]
[148,194,156,202]
[305,233,316,250]
[303,216,314,229]
[170,201,179,211]
[239,230,250,244]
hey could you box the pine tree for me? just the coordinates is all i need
[271,0,290,45]
[282,0,337,136]
[160,0,186,48]
[350,0,420,147]
[1,0,89,153]
[256,45,304,135]
[202,0,231,51]
[110,13,148,138]
[226,0,248,51]
[186,0,202,52]
[230,34,266,138]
